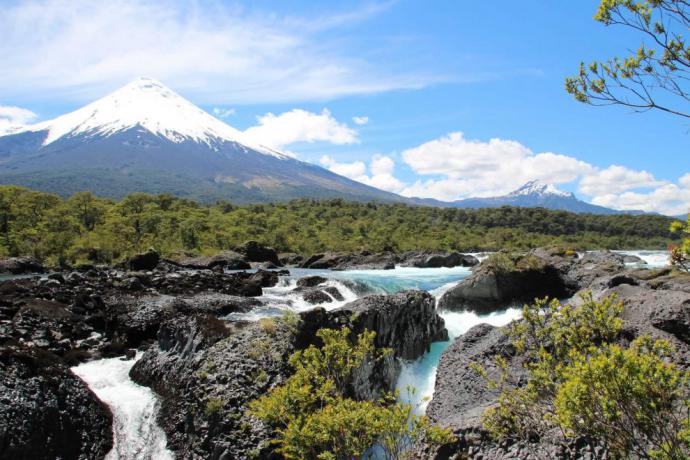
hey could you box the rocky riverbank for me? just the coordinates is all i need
[426,249,690,459]
[0,244,682,459]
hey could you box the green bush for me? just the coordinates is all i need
[473,293,690,458]
[670,217,689,271]
[248,328,454,460]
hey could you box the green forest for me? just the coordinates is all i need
[0,185,680,266]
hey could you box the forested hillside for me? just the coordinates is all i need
[0,186,679,265]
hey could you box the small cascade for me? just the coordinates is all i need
[71,354,174,460]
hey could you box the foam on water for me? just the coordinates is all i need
[71,354,174,460]
[614,250,670,268]
[396,307,522,414]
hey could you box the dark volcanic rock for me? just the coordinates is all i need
[427,323,523,434]
[0,256,45,275]
[131,289,447,459]
[173,251,250,270]
[300,251,397,270]
[402,251,479,268]
[426,273,690,459]
[128,249,160,271]
[438,249,629,314]
[296,275,327,288]
[303,289,333,304]
[278,252,303,266]
[438,255,567,314]
[236,241,281,266]
[0,344,113,460]
[332,291,448,361]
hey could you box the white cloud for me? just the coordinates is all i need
[578,165,664,196]
[397,131,689,214]
[244,109,358,150]
[352,116,369,125]
[401,132,593,198]
[212,108,236,118]
[0,105,37,135]
[0,0,436,104]
[320,154,405,193]
[591,184,690,216]
[320,155,367,178]
[370,154,394,175]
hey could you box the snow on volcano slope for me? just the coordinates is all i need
[0,78,407,204]
[21,77,286,157]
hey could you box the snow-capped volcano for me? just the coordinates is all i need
[0,78,400,203]
[508,180,573,198]
[413,180,627,214]
[20,77,284,157]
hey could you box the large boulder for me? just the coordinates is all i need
[235,241,281,266]
[330,291,448,361]
[438,254,568,314]
[130,290,447,459]
[278,252,303,266]
[0,256,45,275]
[300,251,397,270]
[127,249,160,271]
[402,251,479,268]
[0,344,113,460]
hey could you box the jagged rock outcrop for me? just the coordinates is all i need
[0,256,45,275]
[0,344,113,460]
[131,290,447,459]
[427,268,690,459]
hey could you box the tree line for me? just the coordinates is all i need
[0,185,679,266]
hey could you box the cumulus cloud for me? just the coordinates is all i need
[212,108,236,118]
[0,0,436,104]
[591,184,690,216]
[400,132,593,198]
[320,154,405,193]
[578,165,664,196]
[0,105,37,135]
[352,116,369,125]
[397,131,689,214]
[243,109,358,150]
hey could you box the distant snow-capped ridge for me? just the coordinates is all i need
[507,180,573,198]
[17,77,287,158]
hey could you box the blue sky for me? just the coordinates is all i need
[0,0,688,214]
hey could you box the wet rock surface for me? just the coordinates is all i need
[0,343,113,460]
[130,289,447,459]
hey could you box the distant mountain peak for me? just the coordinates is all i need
[508,180,573,198]
[18,77,287,158]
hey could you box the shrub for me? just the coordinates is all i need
[248,328,454,459]
[474,293,690,458]
[484,252,516,273]
[259,318,277,335]
[204,397,226,417]
[670,217,689,272]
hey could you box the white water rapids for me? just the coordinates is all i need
[71,354,174,460]
[67,249,668,459]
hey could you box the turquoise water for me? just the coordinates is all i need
[275,266,522,413]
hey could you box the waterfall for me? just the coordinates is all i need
[71,354,175,460]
